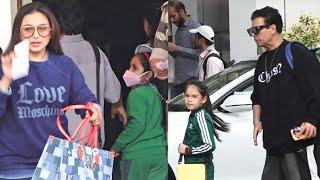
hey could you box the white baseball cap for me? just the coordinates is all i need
[189,25,215,42]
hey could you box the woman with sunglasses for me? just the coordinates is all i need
[0,2,101,179]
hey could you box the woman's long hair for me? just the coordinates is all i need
[185,80,230,141]
[142,4,162,45]
[133,52,151,73]
[4,2,63,55]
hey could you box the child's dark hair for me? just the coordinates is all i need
[142,5,161,45]
[185,80,229,141]
[134,52,151,72]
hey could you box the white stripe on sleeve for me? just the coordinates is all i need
[191,110,212,154]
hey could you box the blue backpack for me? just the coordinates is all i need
[285,42,319,69]
[285,42,320,104]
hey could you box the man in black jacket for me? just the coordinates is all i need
[249,6,320,180]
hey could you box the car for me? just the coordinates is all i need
[168,60,266,180]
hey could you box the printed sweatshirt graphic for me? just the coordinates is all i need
[0,51,96,171]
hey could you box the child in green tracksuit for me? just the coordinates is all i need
[178,80,229,180]
[111,53,167,180]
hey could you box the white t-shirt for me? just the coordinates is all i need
[198,45,224,81]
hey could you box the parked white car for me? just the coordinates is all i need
[168,60,265,180]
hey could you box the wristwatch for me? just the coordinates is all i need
[185,146,191,154]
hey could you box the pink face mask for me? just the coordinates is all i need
[123,70,149,87]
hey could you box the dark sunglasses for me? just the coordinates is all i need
[247,25,269,37]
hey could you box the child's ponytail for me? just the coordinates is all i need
[203,91,229,142]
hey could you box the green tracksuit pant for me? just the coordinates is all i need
[206,161,214,180]
[120,154,167,180]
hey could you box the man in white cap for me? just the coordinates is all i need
[190,25,225,81]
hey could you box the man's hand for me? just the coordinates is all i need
[291,122,317,141]
[111,97,127,125]
[149,59,168,80]
[168,42,178,52]
[253,121,262,146]
[252,105,262,146]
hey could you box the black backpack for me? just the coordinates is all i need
[202,53,233,78]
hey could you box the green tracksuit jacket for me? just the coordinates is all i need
[184,107,216,180]
[112,84,167,159]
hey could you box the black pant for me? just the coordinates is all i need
[103,102,124,180]
[262,145,320,180]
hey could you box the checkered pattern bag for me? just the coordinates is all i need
[32,104,114,180]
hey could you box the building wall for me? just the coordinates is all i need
[229,0,320,61]
[229,0,257,62]
[180,0,230,61]
[180,0,258,62]
[257,0,320,30]
[0,0,13,52]
[0,0,32,52]
[203,0,230,61]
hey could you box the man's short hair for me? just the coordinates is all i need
[196,33,213,46]
[251,6,283,34]
[48,0,84,34]
[168,0,186,13]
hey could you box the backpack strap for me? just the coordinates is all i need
[88,41,101,104]
[203,53,226,79]
[285,42,294,70]
[88,41,102,147]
